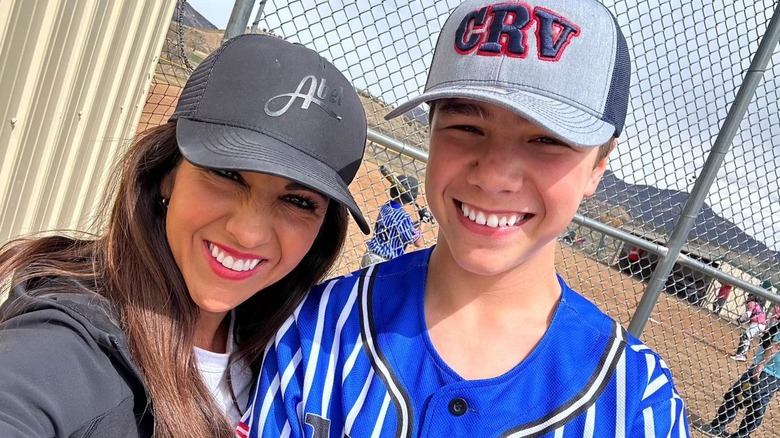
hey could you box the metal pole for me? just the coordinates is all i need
[367,129,430,162]
[627,2,780,338]
[223,0,256,42]
[250,0,268,33]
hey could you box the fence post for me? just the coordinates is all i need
[250,0,268,33]
[627,2,780,338]
[224,0,256,41]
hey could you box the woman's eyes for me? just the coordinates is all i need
[283,194,319,211]
[209,169,321,212]
[212,169,243,183]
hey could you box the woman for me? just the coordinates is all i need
[0,34,369,438]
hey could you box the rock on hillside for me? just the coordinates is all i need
[174,2,218,30]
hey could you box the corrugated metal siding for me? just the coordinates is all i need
[0,0,177,242]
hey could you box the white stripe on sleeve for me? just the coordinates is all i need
[301,280,336,412]
[344,368,376,436]
[322,282,359,414]
[642,406,656,438]
[371,393,392,438]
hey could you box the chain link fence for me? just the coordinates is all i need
[148,1,780,435]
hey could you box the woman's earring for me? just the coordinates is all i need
[160,197,169,210]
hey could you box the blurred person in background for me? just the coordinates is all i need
[733,295,767,362]
[701,323,780,438]
[712,282,733,315]
[360,174,431,267]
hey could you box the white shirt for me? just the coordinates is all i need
[193,315,252,427]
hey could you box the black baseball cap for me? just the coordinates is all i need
[391,175,419,205]
[170,34,370,234]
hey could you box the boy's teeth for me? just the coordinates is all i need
[460,203,524,228]
[207,242,261,272]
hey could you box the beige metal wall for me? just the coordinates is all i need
[0,0,178,243]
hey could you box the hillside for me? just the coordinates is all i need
[594,170,778,263]
[174,2,218,30]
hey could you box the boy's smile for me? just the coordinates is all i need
[457,201,533,234]
[426,99,610,278]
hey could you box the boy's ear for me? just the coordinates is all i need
[584,139,617,197]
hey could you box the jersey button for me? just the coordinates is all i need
[448,397,468,416]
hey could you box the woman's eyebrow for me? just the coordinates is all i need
[284,181,318,192]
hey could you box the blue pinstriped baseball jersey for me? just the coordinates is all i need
[366,201,420,260]
[237,248,689,438]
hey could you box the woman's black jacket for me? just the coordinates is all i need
[0,277,153,437]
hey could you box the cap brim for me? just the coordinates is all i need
[385,85,615,148]
[176,118,370,234]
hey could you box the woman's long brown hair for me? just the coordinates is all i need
[0,121,349,437]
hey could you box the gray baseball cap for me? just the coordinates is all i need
[171,34,370,234]
[385,0,631,148]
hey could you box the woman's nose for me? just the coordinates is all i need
[224,202,274,250]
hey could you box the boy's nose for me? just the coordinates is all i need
[466,142,525,194]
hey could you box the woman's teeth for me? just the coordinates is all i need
[208,242,261,272]
[460,203,526,228]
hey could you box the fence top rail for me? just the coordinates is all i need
[367,129,429,162]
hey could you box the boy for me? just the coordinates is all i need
[238,0,690,436]
[361,173,427,267]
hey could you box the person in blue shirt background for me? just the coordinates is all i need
[360,174,429,267]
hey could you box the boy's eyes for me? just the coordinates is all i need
[531,136,579,151]
[533,136,558,144]
[443,127,573,150]
[532,136,566,146]
[447,124,483,134]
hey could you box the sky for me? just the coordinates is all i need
[187,0,780,252]
[187,0,261,29]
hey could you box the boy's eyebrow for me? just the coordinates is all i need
[437,100,541,128]
[437,100,492,120]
